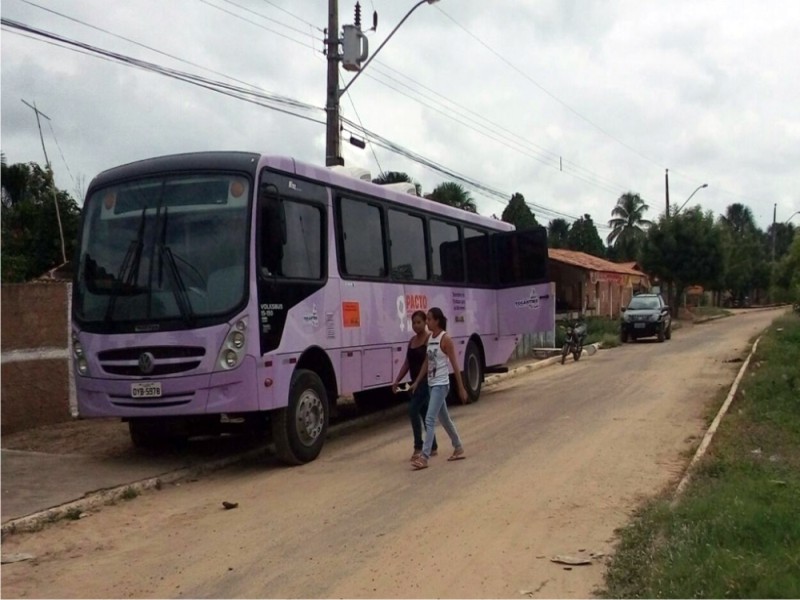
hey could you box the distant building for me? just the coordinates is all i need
[549,249,650,317]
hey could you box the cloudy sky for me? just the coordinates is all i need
[3,0,799,236]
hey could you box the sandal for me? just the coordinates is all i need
[411,456,429,470]
[447,448,466,462]
[410,451,422,462]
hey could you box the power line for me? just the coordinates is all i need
[339,73,384,178]
[46,120,75,185]
[1,18,326,120]
[436,6,664,171]
[2,17,605,228]
[197,0,319,50]
[17,0,313,102]
[38,0,626,207]
[257,0,322,32]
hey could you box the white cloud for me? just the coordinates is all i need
[2,0,799,231]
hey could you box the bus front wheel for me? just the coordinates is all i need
[272,369,329,465]
[463,340,483,403]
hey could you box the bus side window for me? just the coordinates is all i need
[464,227,490,285]
[388,209,428,281]
[430,219,464,283]
[338,196,386,278]
[259,191,286,276]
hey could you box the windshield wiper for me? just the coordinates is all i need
[105,207,147,322]
[156,207,195,325]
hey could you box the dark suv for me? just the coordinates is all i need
[620,293,672,343]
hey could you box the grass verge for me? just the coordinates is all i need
[556,316,620,348]
[598,312,800,599]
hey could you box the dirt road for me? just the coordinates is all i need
[1,309,785,599]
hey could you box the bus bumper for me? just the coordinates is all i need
[75,356,260,418]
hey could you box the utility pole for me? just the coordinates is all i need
[665,168,670,217]
[21,99,67,265]
[325,0,344,166]
[772,203,777,262]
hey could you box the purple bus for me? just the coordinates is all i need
[72,152,553,464]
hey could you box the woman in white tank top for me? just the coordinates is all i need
[409,307,467,470]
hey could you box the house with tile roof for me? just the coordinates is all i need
[548,249,651,317]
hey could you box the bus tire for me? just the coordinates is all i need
[272,369,329,465]
[463,340,483,404]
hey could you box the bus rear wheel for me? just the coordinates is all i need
[463,340,483,403]
[272,369,329,465]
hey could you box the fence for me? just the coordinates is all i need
[1,282,74,435]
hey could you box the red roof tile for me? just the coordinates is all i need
[548,248,645,276]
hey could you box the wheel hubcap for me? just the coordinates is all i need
[295,390,324,446]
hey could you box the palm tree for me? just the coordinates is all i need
[426,182,477,213]
[606,192,652,260]
[372,171,421,196]
[547,218,570,248]
[719,203,756,236]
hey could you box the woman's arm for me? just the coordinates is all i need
[392,359,410,394]
[442,334,468,403]
[409,356,428,393]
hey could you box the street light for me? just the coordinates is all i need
[674,183,708,215]
[785,210,800,224]
[325,0,440,166]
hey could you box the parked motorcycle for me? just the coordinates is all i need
[561,319,587,364]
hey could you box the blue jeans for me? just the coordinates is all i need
[409,381,437,452]
[422,383,462,459]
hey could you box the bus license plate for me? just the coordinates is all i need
[131,382,162,398]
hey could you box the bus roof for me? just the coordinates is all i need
[275,154,514,232]
[87,151,515,232]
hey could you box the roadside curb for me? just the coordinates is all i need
[0,447,268,537]
[1,341,605,536]
[693,305,789,326]
[671,335,762,504]
[484,342,603,389]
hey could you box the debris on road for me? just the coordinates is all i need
[550,555,592,566]
[222,501,239,510]
[2,553,35,564]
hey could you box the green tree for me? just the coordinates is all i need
[720,203,757,236]
[1,160,81,282]
[567,214,605,257]
[606,192,652,261]
[771,233,800,302]
[640,208,724,313]
[547,218,570,248]
[372,170,421,196]
[425,182,477,213]
[765,222,796,261]
[718,203,767,304]
[501,193,538,230]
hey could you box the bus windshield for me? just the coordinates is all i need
[74,173,251,328]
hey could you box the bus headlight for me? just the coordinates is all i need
[72,332,84,358]
[72,332,89,376]
[217,317,248,370]
[231,331,245,349]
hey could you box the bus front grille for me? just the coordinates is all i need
[97,346,206,376]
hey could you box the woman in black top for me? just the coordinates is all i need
[392,310,437,460]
